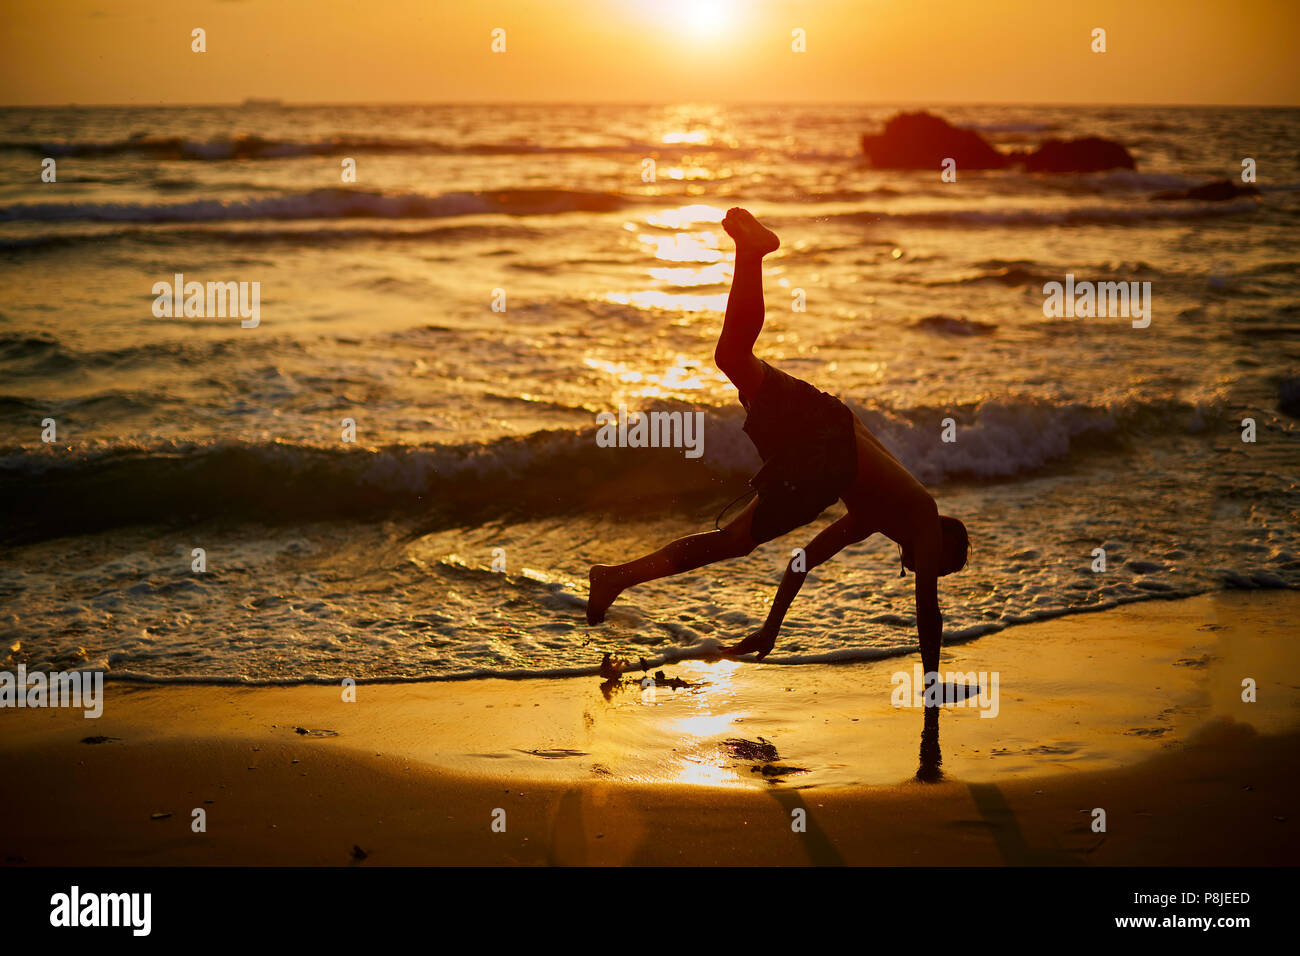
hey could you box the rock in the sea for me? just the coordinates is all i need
[912,315,997,336]
[860,113,1135,173]
[1279,377,1300,418]
[1020,136,1135,173]
[861,112,1010,170]
[1153,178,1261,201]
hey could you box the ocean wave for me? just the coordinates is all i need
[960,121,1059,134]
[0,331,244,375]
[1055,169,1203,192]
[900,260,1164,289]
[0,186,632,224]
[847,393,1221,486]
[0,220,546,252]
[924,265,1056,287]
[3,133,747,161]
[0,392,1223,541]
[1,181,1269,232]
[821,199,1261,228]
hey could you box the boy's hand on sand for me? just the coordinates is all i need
[721,207,780,258]
[719,625,777,661]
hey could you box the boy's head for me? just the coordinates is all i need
[901,515,970,576]
[937,515,970,575]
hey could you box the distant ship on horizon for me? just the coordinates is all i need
[241,97,284,107]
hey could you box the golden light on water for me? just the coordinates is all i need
[665,659,747,786]
[605,290,727,312]
[582,355,725,397]
[585,657,758,789]
[607,206,734,312]
[583,357,643,384]
[670,710,737,739]
[643,205,724,229]
[636,231,723,263]
[660,130,711,146]
[647,264,729,287]
[673,758,742,787]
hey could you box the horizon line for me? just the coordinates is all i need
[3,99,1298,110]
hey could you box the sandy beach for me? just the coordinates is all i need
[3,7,1298,942]
[3,590,1295,867]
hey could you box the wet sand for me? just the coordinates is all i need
[2,591,1296,866]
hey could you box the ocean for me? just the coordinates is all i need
[1,102,1297,684]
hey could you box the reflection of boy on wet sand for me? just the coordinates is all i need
[588,209,968,674]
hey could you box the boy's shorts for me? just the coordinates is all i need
[741,361,859,544]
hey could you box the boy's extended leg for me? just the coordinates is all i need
[586,209,780,626]
[586,499,759,625]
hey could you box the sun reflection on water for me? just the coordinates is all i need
[660,129,711,146]
[606,205,735,313]
[662,659,752,786]
[647,263,729,287]
[582,355,725,398]
[605,290,727,312]
[637,231,724,263]
[644,204,724,230]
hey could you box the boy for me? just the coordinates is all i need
[587,209,968,672]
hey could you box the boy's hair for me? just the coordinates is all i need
[938,515,970,576]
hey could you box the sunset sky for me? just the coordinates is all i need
[2,0,1297,106]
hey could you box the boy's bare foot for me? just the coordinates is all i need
[586,565,621,625]
[722,207,780,258]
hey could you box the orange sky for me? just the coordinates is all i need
[2,0,1296,106]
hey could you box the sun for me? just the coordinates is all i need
[626,0,741,42]
[681,0,733,38]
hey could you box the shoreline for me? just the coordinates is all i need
[2,590,1297,866]
[51,585,1236,686]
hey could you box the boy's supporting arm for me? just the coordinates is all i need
[911,519,944,677]
[721,513,871,658]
